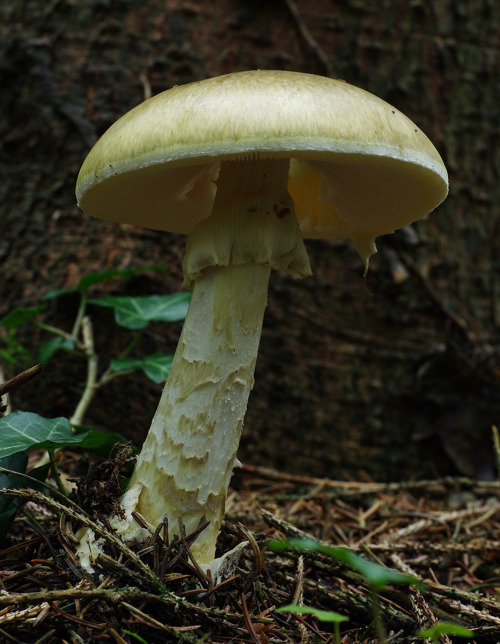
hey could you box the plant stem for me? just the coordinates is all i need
[97,329,144,384]
[117,329,144,360]
[370,588,387,644]
[122,262,272,563]
[21,507,46,533]
[48,449,67,497]
[70,316,98,427]
[492,425,500,478]
[71,291,88,339]
[33,321,76,344]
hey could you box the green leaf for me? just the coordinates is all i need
[0,412,74,458]
[0,451,28,513]
[0,306,46,330]
[42,265,166,300]
[110,353,173,383]
[419,623,474,638]
[0,411,129,459]
[41,286,79,300]
[72,426,134,456]
[276,604,348,624]
[90,292,191,330]
[268,538,418,590]
[0,452,49,542]
[0,333,31,365]
[37,337,75,364]
[121,631,150,644]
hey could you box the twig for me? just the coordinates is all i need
[261,507,315,541]
[243,464,500,499]
[401,251,479,341]
[240,592,262,644]
[425,580,500,617]
[119,600,201,641]
[390,503,500,540]
[492,425,500,478]
[0,488,164,593]
[0,586,261,636]
[281,0,335,77]
[390,554,438,644]
[0,364,43,401]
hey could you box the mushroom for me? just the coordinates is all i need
[75,70,448,570]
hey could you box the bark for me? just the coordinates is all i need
[1,0,499,481]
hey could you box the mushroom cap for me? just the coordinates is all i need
[76,70,448,242]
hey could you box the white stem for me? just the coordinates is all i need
[125,262,270,562]
[77,157,311,570]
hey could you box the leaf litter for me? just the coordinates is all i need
[1,454,500,643]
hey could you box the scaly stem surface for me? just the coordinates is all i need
[78,157,311,568]
[125,262,271,562]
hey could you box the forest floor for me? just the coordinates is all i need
[1,452,500,644]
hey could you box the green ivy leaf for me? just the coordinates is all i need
[276,604,348,624]
[42,265,166,300]
[41,286,78,300]
[0,306,46,330]
[90,292,191,330]
[0,411,128,459]
[37,337,75,364]
[268,538,418,590]
[0,452,49,542]
[419,623,473,638]
[110,353,173,383]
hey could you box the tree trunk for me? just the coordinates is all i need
[1,0,499,481]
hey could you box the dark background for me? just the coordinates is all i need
[1,0,499,481]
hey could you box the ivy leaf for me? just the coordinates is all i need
[0,411,128,459]
[37,337,75,364]
[0,306,46,330]
[110,353,173,383]
[419,623,473,638]
[268,538,418,590]
[90,292,191,330]
[276,604,348,624]
[42,265,166,300]
[317,543,417,590]
[0,452,49,542]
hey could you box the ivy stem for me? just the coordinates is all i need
[71,291,88,340]
[33,321,76,345]
[97,329,144,386]
[117,329,144,361]
[70,316,98,427]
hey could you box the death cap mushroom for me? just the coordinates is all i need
[74,70,448,571]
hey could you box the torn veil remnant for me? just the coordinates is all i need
[75,70,448,572]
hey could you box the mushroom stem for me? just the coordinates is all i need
[125,262,271,562]
[125,159,311,563]
[78,158,311,568]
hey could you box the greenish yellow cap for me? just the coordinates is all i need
[76,70,448,247]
